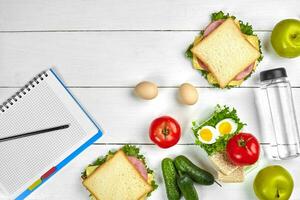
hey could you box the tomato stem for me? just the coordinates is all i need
[162,127,169,139]
[238,138,246,147]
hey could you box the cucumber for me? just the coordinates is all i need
[161,158,181,200]
[177,174,199,200]
[174,155,214,185]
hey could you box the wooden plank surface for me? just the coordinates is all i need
[1,87,300,144]
[23,145,300,200]
[0,32,299,87]
[0,0,299,31]
[1,0,300,199]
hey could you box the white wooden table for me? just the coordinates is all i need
[0,0,300,199]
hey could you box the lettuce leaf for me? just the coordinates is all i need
[192,105,246,155]
[212,11,253,35]
[211,11,236,21]
[185,44,194,60]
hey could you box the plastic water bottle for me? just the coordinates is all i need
[259,67,300,160]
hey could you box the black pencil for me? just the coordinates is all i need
[0,124,70,142]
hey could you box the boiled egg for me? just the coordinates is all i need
[197,126,220,144]
[216,118,237,136]
[178,83,198,105]
[134,81,158,100]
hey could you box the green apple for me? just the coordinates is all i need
[253,165,294,200]
[271,19,300,58]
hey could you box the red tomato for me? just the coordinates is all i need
[226,133,260,166]
[149,116,181,148]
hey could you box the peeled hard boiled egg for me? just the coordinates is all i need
[216,118,237,136]
[178,83,198,105]
[197,126,220,144]
[134,81,158,100]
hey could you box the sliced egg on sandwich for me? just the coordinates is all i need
[216,118,237,136]
[197,126,220,144]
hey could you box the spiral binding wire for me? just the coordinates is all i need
[0,71,49,113]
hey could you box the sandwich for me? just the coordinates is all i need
[192,105,247,183]
[209,152,245,183]
[81,145,157,200]
[212,152,258,183]
[186,11,263,88]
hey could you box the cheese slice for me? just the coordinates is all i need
[86,165,99,177]
[192,36,204,70]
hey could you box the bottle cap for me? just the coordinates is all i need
[260,67,287,82]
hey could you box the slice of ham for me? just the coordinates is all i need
[203,19,225,37]
[197,58,209,71]
[127,156,148,181]
[198,58,255,81]
[234,63,255,80]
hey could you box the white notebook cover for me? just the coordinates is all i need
[0,69,103,199]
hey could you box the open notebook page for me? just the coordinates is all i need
[0,69,99,199]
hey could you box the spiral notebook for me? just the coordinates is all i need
[0,69,103,200]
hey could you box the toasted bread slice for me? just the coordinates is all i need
[83,150,152,200]
[209,152,238,175]
[217,167,245,183]
[191,18,260,88]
